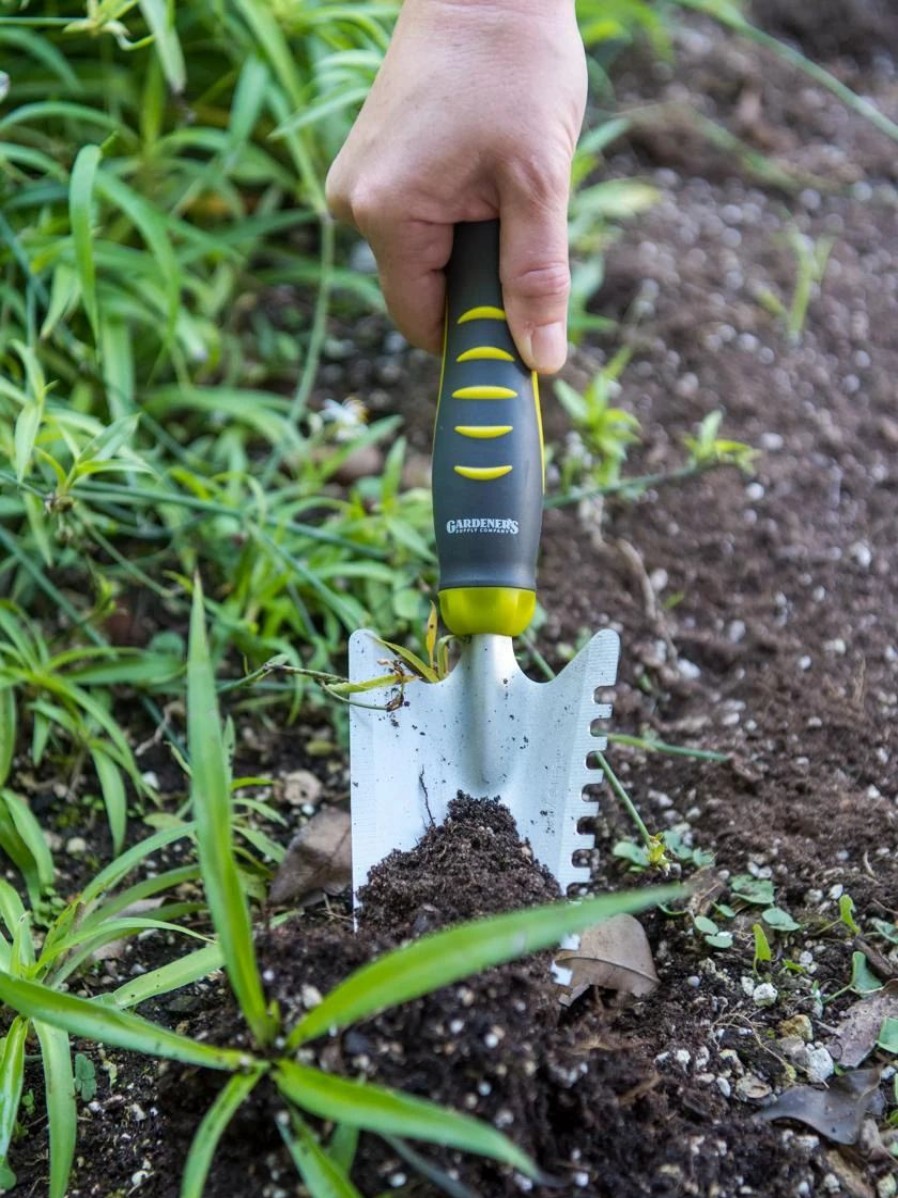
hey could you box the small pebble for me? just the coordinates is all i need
[752,983,778,1008]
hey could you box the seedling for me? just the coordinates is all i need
[753,227,834,342]
[753,923,773,972]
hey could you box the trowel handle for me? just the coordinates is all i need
[432,220,544,638]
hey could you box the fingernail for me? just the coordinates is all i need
[529,322,568,374]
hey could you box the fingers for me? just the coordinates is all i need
[327,163,452,354]
[498,169,572,375]
[366,218,453,355]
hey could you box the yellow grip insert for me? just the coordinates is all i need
[456,346,515,363]
[458,305,506,323]
[454,424,513,440]
[453,465,512,481]
[452,385,517,400]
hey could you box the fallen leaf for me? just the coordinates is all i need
[758,1067,883,1145]
[555,913,659,1006]
[831,980,898,1067]
[269,806,351,905]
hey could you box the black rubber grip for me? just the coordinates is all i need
[432,220,544,595]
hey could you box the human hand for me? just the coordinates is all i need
[326,0,587,374]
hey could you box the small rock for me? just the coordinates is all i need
[802,1046,835,1084]
[735,1073,772,1101]
[281,770,323,808]
[752,982,778,1008]
[300,984,323,1009]
[65,837,88,855]
[778,1014,813,1042]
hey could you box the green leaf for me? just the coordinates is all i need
[138,0,186,93]
[180,1068,264,1198]
[34,1022,77,1198]
[188,580,275,1046]
[108,943,225,1010]
[80,823,195,905]
[277,1112,365,1198]
[753,922,772,966]
[0,687,15,788]
[0,1017,28,1178]
[274,1061,536,1176]
[90,747,127,854]
[850,951,882,996]
[289,885,682,1048]
[69,144,102,342]
[761,907,801,933]
[0,973,256,1072]
[878,1016,898,1055]
[14,400,43,483]
[730,874,775,907]
[0,788,55,898]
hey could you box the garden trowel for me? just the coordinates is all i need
[349,220,620,900]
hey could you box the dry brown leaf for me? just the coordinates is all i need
[269,805,351,905]
[555,913,659,1006]
[831,980,898,1068]
[758,1067,883,1145]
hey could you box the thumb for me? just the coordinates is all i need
[498,185,572,375]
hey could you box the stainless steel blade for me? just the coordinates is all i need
[348,627,620,901]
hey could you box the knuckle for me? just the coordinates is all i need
[506,260,571,304]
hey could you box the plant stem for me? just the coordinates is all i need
[595,750,655,849]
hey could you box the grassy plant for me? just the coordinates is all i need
[0,581,681,1195]
[753,228,834,343]
[0,822,213,1195]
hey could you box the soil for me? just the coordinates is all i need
[6,2,898,1196]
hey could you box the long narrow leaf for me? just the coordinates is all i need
[0,788,55,897]
[138,0,186,92]
[0,973,255,1072]
[0,689,15,787]
[290,885,682,1048]
[180,1068,264,1198]
[33,1022,76,1198]
[69,144,102,341]
[278,1112,364,1198]
[90,746,127,853]
[0,1017,28,1181]
[107,942,225,1010]
[274,1062,535,1176]
[80,822,195,905]
[188,581,274,1045]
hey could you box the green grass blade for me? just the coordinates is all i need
[107,942,225,1010]
[14,398,43,483]
[89,746,127,854]
[69,144,102,342]
[33,1022,76,1198]
[138,0,186,93]
[188,580,275,1046]
[278,1112,364,1198]
[0,686,16,787]
[0,973,256,1072]
[0,1016,28,1183]
[80,823,195,904]
[0,788,55,898]
[180,1067,264,1198]
[274,1062,535,1177]
[289,885,682,1049]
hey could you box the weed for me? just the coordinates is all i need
[0,582,681,1195]
[753,227,834,342]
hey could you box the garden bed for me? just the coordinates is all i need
[6,3,898,1196]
